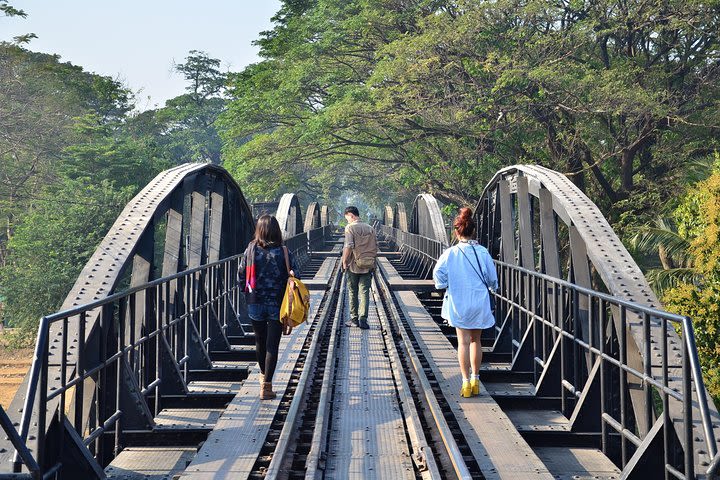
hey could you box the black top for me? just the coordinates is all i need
[239,243,298,305]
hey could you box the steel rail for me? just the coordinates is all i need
[263,259,342,478]
[372,276,442,479]
[304,272,346,479]
[374,267,473,480]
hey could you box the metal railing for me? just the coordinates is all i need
[493,260,717,479]
[708,452,720,479]
[10,225,332,477]
[12,253,244,475]
[379,225,446,279]
[286,225,331,268]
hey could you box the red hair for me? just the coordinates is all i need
[453,207,476,238]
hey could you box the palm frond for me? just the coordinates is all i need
[629,218,694,267]
[645,268,703,294]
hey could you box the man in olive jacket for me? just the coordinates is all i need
[342,206,378,329]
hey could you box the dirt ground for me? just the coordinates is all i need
[0,332,33,409]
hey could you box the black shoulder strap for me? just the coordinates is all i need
[457,244,490,290]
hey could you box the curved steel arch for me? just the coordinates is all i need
[474,164,720,469]
[476,165,656,305]
[394,202,409,232]
[320,205,331,226]
[383,205,394,227]
[304,202,321,232]
[410,194,448,245]
[276,193,303,238]
[62,163,254,311]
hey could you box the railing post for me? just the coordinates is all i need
[683,333,694,479]
[682,316,718,459]
[13,317,49,472]
[75,312,86,435]
[36,329,49,470]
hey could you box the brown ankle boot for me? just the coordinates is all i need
[260,381,276,400]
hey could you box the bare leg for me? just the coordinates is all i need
[456,328,471,380]
[469,329,483,375]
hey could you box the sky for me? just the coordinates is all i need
[1,1,282,110]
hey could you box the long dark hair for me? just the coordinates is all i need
[453,207,476,238]
[254,214,283,248]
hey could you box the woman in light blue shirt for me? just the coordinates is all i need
[433,207,498,398]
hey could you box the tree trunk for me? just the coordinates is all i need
[621,149,634,193]
[567,155,586,192]
[658,244,675,270]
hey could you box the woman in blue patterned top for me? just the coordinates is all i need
[433,208,498,398]
[238,215,297,400]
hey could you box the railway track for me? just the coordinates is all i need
[254,249,487,480]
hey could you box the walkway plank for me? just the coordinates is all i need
[394,289,554,479]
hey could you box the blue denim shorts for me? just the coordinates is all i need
[247,303,281,322]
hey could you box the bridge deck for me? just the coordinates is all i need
[393,289,554,479]
[96,246,622,480]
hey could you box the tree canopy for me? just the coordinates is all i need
[0,46,224,334]
[220,0,720,220]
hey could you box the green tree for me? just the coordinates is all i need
[0,45,166,334]
[0,179,134,332]
[1,1,37,44]
[0,44,132,267]
[661,163,720,404]
[149,51,228,164]
[220,0,720,224]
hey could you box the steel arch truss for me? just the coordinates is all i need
[383,202,409,232]
[383,205,394,228]
[304,202,321,231]
[475,165,720,476]
[2,163,257,476]
[320,205,332,227]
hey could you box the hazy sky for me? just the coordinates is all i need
[1,1,282,109]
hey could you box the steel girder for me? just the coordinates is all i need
[394,203,409,232]
[320,205,331,227]
[1,163,255,472]
[475,164,720,473]
[383,205,395,227]
[383,203,409,231]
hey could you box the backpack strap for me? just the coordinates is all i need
[282,246,293,276]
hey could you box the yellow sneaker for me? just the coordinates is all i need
[470,378,480,396]
[460,381,472,398]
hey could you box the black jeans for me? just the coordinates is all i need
[248,304,283,382]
